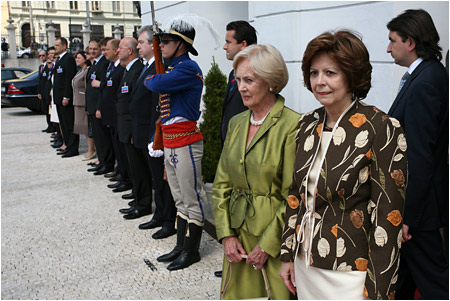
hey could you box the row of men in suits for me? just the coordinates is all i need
[36,33,178,242]
[84,32,177,238]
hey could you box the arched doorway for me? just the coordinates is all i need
[21,23,31,47]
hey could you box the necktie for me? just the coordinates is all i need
[397,71,410,94]
[138,62,149,80]
[55,56,60,65]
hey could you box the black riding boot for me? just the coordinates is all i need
[167,222,202,271]
[157,216,187,262]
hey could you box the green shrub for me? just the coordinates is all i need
[201,57,227,183]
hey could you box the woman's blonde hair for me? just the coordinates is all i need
[233,44,289,94]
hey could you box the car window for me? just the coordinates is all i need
[20,71,38,79]
[15,70,30,78]
[1,70,15,80]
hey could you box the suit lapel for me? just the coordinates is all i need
[389,61,428,115]
[245,96,284,154]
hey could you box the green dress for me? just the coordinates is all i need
[213,96,300,300]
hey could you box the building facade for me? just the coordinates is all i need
[2,1,141,50]
[141,1,449,114]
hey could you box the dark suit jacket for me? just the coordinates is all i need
[53,52,77,106]
[221,69,248,142]
[129,61,167,149]
[388,59,449,230]
[43,62,54,104]
[85,55,110,114]
[117,59,144,144]
[37,63,47,96]
[98,62,125,127]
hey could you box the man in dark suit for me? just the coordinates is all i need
[86,39,114,175]
[37,49,55,133]
[221,21,257,143]
[115,37,150,220]
[53,37,78,158]
[386,9,449,299]
[127,26,177,238]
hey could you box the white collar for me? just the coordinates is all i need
[58,51,67,59]
[408,58,423,75]
[146,56,155,66]
[94,54,104,63]
[126,58,139,71]
[114,59,120,67]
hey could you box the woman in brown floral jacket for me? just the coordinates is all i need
[280,31,407,300]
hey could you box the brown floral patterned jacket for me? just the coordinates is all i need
[280,101,407,300]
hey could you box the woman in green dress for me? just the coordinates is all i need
[213,44,301,299]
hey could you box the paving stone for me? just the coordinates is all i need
[1,107,223,299]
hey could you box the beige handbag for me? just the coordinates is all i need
[220,255,271,300]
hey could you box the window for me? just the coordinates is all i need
[46,1,55,9]
[92,1,101,11]
[21,1,30,7]
[70,1,78,10]
[112,1,120,13]
[91,25,104,41]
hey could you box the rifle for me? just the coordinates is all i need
[151,1,164,150]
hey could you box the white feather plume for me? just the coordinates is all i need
[162,14,221,50]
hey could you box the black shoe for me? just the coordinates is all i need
[157,217,187,263]
[123,209,151,220]
[214,270,222,277]
[113,184,132,193]
[94,166,113,176]
[87,162,97,166]
[128,200,135,206]
[87,165,102,172]
[119,206,135,214]
[110,175,121,182]
[45,128,56,133]
[107,182,121,189]
[167,222,202,271]
[167,251,201,271]
[104,171,118,178]
[42,127,51,132]
[122,192,135,199]
[139,219,163,230]
[51,142,63,148]
[62,151,79,158]
[152,227,177,239]
[57,150,67,155]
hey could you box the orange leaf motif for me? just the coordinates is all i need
[387,210,402,226]
[331,224,338,237]
[355,258,368,271]
[287,195,299,210]
[300,193,306,207]
[363,286,368,298]
[296,224,301,235]
[349,113,367,128]
[365,148,372,159]
[316,123,323,137]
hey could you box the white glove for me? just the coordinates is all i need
[148,142,164,158]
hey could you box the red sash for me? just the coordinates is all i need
[161,121,203,148]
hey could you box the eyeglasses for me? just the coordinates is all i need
[160,38,177,45]
[39,54,46,57]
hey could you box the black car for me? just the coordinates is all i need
[1,70,43,112]
[1,67,32,82]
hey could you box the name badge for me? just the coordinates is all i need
[106,71,111,77]
[91,73,96,80]
[121,85,129,93]
[42,72,47,77]
[57,67,63,73]
[107,80,113,87]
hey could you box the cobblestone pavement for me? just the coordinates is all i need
[1,107,223,299]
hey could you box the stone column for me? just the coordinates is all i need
[112,27,123,40]
[81,22,91,48]
[5,19,17,58]
[46,22,57,47]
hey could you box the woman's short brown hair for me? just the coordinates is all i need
[302,30,372,100]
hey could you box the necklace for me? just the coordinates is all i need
[250,110,270,126]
